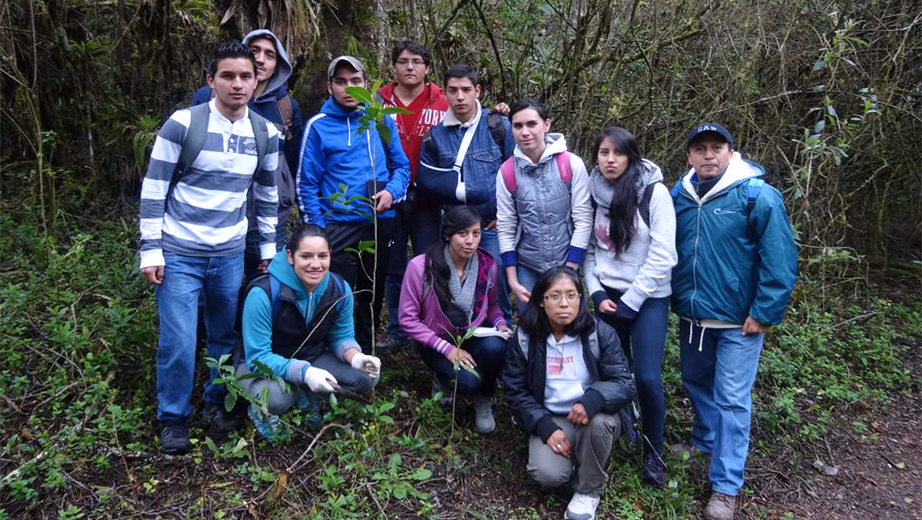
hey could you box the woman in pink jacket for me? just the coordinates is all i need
[398,206,511,433]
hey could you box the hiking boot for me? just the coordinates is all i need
[473,396,495,433]
[159,422,192,455]
[704,492,736,520]
[203,403,240,436]
[564,492,600,520]
[641,450,666,487]
[378,335,410,350]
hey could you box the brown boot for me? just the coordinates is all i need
[704,492,736,520]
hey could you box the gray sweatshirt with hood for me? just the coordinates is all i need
[583,160,677,312]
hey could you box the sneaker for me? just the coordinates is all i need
[473,396,495,433]
[704,492,736,520]
[203,403,239,436]
[641,450,666,487]
[564,492,600,520]
[248,404,287,442]
[159,422,192,455]
[431,374,450,405]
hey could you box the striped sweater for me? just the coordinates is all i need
[139,100,280,269]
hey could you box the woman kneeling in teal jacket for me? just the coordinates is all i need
[237,224,382,440]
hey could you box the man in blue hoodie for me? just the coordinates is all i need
[671,123,797,520]
[192,30,303,276]
[297,56,411,348]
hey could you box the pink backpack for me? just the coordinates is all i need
[500,152,572,193]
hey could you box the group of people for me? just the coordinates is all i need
[138,33,797,520]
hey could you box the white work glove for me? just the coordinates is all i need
[350,353,381,379]
[303,366,338,393]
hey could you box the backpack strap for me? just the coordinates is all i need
[267,273,282,320]
[500,156,517,193]
[746,178,764,214]
[486,111,507,153]
[638,182,660,228]
[174,103,211,183]
[555,151,572,184]
[249,110,270,178]
[276,95,293,140]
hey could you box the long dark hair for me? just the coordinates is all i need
[424,206,482,310]
[519,266,595,343]
[594,126,645,256]
[286,223,330,253]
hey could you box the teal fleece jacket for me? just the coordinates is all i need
[241,249,360,384]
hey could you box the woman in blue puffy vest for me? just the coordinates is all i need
[236,224,382,440]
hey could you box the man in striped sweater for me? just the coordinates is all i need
[139,42,280,455]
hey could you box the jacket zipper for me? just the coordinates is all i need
[305,291,315,326]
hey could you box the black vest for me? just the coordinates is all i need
[244,273,347,363]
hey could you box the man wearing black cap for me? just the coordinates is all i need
[297,55,411,349]
[670,123,797,520]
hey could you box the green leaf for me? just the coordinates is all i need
[377,401,396,414]
[329,392,338,409]
[813,120,825,134]
[388,453,402,467]
[382,106,414,116]
[204,436,219,454]
[463,365,482,380]
[812,59,827,71]
[224,391,237,412]
[409,468,432,481]
[376,123,392,144]
[379,415,394,424]
[345,86,374,104]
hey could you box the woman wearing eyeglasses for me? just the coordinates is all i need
[504,266,635,520]
[583,126,677,486]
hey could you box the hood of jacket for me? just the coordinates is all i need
[243,29,293,102]
[513,132,568,165]
[377,81,445,107]
[679,152,763,205]
[267,247,331,305]
[589,159,663,207]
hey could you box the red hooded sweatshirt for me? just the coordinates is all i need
[376,82,448,184]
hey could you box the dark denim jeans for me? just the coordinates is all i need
[597,291,669,454]
[155,252,244,423]
[417,335,506,397]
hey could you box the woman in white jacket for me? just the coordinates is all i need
[583,126,677,487]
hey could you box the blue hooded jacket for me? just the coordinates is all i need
[297,97,411,227]
[671,153,797,326]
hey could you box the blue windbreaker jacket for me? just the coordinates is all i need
[671,153,797,326]
[297,97,411,227]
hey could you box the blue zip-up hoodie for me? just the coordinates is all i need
[241,248,360,385]
[191,30,303,177]
[297,97,411,227]
[671,152,797,326]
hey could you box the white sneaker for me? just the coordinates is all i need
[564,492,600,520]
[473,396,495,433]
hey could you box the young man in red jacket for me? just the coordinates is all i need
[377,40,449,349]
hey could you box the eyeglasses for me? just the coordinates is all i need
[544,292,580,303]
[395,59,426,66]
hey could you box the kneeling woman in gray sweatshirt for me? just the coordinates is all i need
[583,126,677,487]
[505,266,635,520]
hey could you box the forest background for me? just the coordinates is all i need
[0,0,920,518]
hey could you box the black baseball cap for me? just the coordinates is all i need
[686,122,734,149]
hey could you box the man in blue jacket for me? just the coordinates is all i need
[417,64,516,321]
[192,29,303,276]
[671,123,797,520]
[297,56,411,348]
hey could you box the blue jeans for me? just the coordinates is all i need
[418,335,506,397]
[155,252,244,423]
[598,295,669,454]
[515,263,542,315]
[679,320,763,496]
[385,205,441,340]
